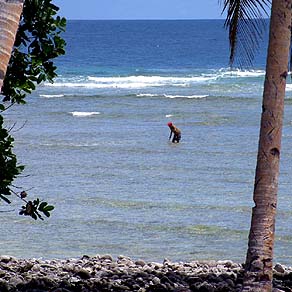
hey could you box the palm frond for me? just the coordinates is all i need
[220,0,271,67]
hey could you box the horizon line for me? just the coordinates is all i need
[64,18,270,21]
[65,18,225,21]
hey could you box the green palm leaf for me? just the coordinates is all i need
[220,0,271,66]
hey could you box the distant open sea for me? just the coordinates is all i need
[3,20,292,265]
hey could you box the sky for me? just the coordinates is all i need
[53,0,225,20]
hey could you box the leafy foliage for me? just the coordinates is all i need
[0,0,66,219]
[19,197,55,220]
[220,0,270,66]
[0,116,24,203]
[1,0,66,103]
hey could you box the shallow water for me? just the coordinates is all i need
[2,20,292,265]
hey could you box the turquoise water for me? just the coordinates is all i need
[2,20,292,265]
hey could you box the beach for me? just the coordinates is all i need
[0,255,291,291]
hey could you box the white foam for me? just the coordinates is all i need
[163,94,208,99]
[286,84,292,91]
[218,69,265,78]
[136,93,160,97]
[136,93,208,98]
[87,75,209,83]
[187,95,208,99]
[70,111,100,117]
[45,75,218,89]
[45,70,265,90]
[165,114,173,118]
[46,82,160,89]
[165,94,176,99]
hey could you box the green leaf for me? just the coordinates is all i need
[31,213,38,220]
[44,205,54,212]
[43,210,51,217]
[39,202,48,211]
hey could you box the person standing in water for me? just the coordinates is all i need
[167,122,181,143]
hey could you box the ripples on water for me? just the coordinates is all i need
[2,20,292,265]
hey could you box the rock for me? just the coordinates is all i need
[274,263,285,274]
[187,276,201,285]
[117,284,131,290]
[135,260,146,267]
[0,256,291,292]
[0,270,6,278]
[0,256,12,263]
[152,276,161,285]
[69,276,80,283]
[225,260,234,268]
[0,280,9,292]
[25,276,56,289]
[76,268,91,279]
[198,281,215,292]
[118,255,131,260]
[101,254,113,261]
[9,276,24,287]
[225,278,235,287]
[51,289,71,292]
[20,262,34,273]
[81,254,90,260]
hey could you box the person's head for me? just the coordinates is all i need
[167,122,173,128]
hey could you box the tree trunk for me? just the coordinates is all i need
[0,0,23,90]
[242,0,292,291]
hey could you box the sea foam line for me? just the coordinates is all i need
[45,75,217,89]
[217,69,265,78]
[45,69,266,89]
[70,111,100,117]
[86,75,215,83]
[40,94,65,98]
[137,93,208,98]
[136,93,160,97]
[163,94,208,99]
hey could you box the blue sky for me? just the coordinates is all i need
[53,0,225,20]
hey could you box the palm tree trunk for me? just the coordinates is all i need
[0,0,23,90]
[242,0,292,291]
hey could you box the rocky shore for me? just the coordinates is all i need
[0,254,291,291]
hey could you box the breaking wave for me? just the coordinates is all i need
[44,69,265,90]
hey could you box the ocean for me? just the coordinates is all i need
[3,20,292,265]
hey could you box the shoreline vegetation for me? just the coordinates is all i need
[0,255,290,291]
